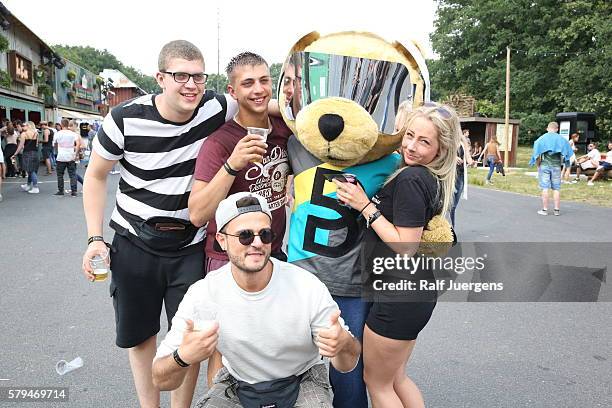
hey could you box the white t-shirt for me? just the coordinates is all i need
[155,258,348,384]
[605,150,612,164]
[587,149,601,164]
[53,129,79,162]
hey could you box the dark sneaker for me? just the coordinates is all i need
[71,191,78,197]
[54,191,64,196]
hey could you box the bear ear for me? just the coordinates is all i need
[290,31,320,53]
[359,132,403,164]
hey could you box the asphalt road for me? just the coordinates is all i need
[0,173,610,407]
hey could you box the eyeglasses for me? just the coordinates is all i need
[423,102,452,119]
[222,228,275,246]
[161,71,208,84]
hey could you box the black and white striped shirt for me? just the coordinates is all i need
[93,91,237,253]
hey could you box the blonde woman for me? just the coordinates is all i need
[12,121,40,194]
[334,102,460,408]
[481,135,502,184]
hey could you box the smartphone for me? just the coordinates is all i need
[323,173,357,184]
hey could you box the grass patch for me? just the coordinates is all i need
[468,145,612,208]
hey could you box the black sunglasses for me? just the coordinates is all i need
[222,228,275,246]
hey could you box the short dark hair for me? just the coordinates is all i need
[225,52,268,82]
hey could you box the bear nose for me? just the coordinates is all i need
[318,114,345,142]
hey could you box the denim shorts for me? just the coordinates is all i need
[538,165,561,190]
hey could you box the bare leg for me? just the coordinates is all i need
[393,364,425,408]
[590,169,602,183]
[541,189,549,210]
[552,190,560,210]
[45,158,52,174]
[128,335,160,408]
[363,325,424,408]
[171,363,200,408]
[561,167,570,182]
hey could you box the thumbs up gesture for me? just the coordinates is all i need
[316,310,348,358]
[178,319,219,365]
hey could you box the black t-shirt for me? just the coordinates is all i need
[372,165,440,229]
[43,128,54,148]
[362,166,441,299]
[457,145,465,174]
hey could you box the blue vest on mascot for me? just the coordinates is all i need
[287,135,400,297]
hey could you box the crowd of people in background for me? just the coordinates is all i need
[0,117,100,201]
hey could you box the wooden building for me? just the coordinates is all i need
[460,117,521,167]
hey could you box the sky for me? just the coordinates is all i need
[2,0,438,76]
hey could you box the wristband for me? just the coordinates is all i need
[173,349,190,368]
[223,161,239,176]
[367,210,382,229]
[359,201,372,214]
[87,235,105,245]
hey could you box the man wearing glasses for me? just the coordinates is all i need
[81,40,241,408]
[153,192,361,408]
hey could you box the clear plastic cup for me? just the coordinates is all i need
[89,250,110,282]
[246,126,270,143]
[246,127,270,163]
[56,357,83,375]
[193,307,218,332]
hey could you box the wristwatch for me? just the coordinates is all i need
[173,349,190,368]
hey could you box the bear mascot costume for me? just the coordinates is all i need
[278,31,452,407]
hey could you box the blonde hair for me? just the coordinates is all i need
[394,100,413,132]
[386,103,461,217]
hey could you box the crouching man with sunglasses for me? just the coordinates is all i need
[153,192,361,408]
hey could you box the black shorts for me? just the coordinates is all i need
[366,300,436,341]
[109,234,205,348]
[42,146,53,160]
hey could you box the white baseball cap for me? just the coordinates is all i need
[215,192,272,233]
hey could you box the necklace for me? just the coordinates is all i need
[234,114,272,133]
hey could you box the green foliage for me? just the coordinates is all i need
[514,111,554,144]
[66,69,77,81]
[270,63,282,98]
[37,84,53,98]
[52,45,160,94]
[34,65,50,85]
[430,0,612,139]
[474,99,503,118]
[61,80,72,89]
[0,33,8,53]
[207,73,228,93]
[0,69,11,88]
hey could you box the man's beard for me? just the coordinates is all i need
[228,251,271,273]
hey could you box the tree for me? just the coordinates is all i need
[206,73,228,93]
[270,63,283,99]
[52,45,161,94]
[430,0,611,141]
